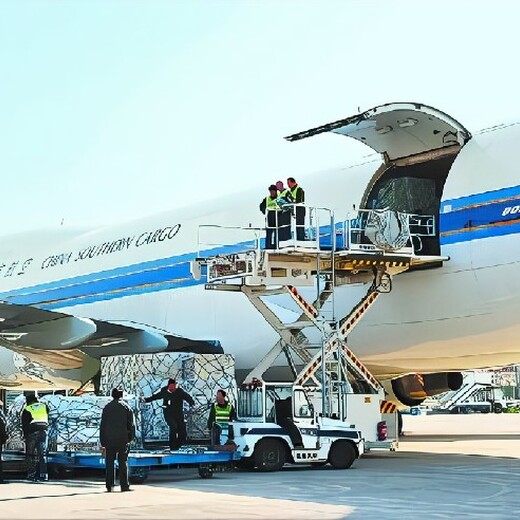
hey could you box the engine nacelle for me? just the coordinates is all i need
[384,372,463,407]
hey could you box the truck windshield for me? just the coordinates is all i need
[238,387,263,419]
[294,389,314,418]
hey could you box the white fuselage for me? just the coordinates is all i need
[1,120,520,385]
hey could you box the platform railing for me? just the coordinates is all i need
[195,208,437,273]
[337,209,436,255]
[263,204,334,251]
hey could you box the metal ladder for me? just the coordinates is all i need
[289,272,388,394]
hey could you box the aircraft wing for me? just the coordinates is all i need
[0,301,222,360]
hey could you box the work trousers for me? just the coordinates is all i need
[165,415,187,450]
[210,424,222,446]
[278,209,291,242]
[278,417,303,448]
[0,443,4,482]
[294,206,306,240]
[25,429,48,480]
[210,423,233,446]
[105,443,129,490]
[265,210,280,249]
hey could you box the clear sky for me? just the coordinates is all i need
[2,0,519,233]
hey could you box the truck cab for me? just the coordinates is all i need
[230,380,364,471]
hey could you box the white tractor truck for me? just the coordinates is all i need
[229,381,365,471]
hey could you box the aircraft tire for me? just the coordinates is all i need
[328,441,356,470]
[253,438,286,472]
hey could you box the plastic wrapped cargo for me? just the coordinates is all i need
[4,353,237,450]
[100,353,237,443]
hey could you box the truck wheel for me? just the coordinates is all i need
[198,465,214,479]
[328,441,356,470]
[49,464,75,479]
[493,403,503,414]
[129,474,148,484]
[254,439,286,472]
[129,468,149,484]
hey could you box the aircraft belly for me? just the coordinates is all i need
[346,244,520,375]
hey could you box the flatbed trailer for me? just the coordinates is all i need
[4,446,241,483]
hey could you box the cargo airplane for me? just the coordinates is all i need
[0,102,519,408]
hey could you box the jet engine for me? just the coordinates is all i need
[385,372,463,407]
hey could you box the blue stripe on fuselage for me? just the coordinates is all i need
[440,184,520,244]
[1,187,519,309]
[0,241,255,309]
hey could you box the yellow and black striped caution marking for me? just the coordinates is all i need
[296,338,381,393]
[297,357,322,385]
[339,292,379,336]
[287,285,319,319]
[380,400,398,414]
[352,259,408,268]
[296,338,341,386]
[340,344,380,391]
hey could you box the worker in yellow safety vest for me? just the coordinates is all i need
[21,393,49,482]
[207,389,236,446]
[259,184,282,249]
[275,180,292,242]
[287,177,306,240]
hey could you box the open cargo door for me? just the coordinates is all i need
[286,102,473,260]
[285,102,471,162]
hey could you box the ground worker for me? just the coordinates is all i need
[21,393,49,482]
[275,179,292,241]
[207,389,236,445]
[287,177,306,240]
[100,386,135,493]
[143,378,195,450]
[0,400,7,484]
[259,184,282,248]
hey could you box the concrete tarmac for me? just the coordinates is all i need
[1,414,519,519]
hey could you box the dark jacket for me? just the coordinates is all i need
[144,386,194,419]
[0,409,7,444]
[100,399,135,447]
[21,402,49,438]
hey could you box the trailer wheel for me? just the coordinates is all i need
[198,465,214,479]
[49,464,75,479]
[328,441,356,470]
[129,469,149,484]
[254,438,286,472]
